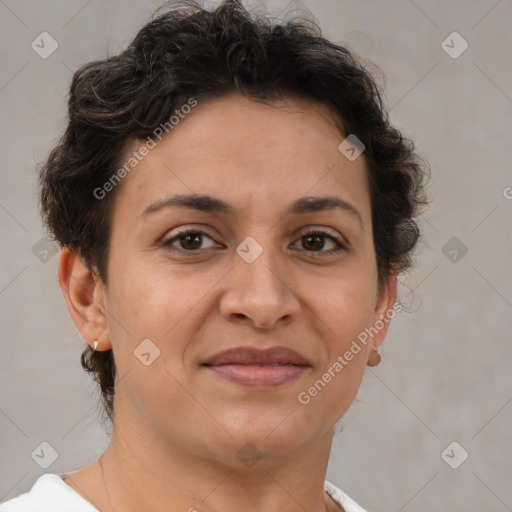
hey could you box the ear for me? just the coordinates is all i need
[58,247,111,351]
[369,271,398,352]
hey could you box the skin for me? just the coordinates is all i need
[59,92,397,512]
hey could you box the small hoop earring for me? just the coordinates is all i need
[93,340,98,351]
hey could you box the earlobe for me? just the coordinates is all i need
[366,272,398,366]
[366,346,382,367]
[377,273,398,319]
[58,247,111,351]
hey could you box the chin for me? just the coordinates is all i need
[214,414,319,459]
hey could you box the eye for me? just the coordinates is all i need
[161,228,347,256]
[291,230,347,256]
[162,229,220,252]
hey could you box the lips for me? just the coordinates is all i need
[202,346,312,367]
[202,346,311,387]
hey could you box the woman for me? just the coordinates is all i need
[0,1,427,510]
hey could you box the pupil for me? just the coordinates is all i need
[182,233,201,250]
[304,235,323,251]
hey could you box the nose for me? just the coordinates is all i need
[219,244,301,329]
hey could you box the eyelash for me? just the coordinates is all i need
[161,229,347,257]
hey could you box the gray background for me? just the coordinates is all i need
[1,0,511,510]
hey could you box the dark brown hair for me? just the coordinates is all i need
[39,0,428,424]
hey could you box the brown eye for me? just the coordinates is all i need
[161,228,346,256]
[292,231,346,256]
[302,234,326,251]
[163,230,218,252]
[177,233,203,250]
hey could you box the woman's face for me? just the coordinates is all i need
[95,93,396,465]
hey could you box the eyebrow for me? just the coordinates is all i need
[142,193,363,228]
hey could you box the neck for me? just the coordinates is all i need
[98,410,338,512]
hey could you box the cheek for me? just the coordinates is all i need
[316,264,379,407]
[300,281,375,420]
[106,254,220,366]
[308,261,378,340]
[108,254,179,330]
[302,258,378,406]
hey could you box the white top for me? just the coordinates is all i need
[0,473,369,511]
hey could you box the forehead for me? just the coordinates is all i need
[112,93,370,221]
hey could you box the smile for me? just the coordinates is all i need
[203,363,310,387]
[201,346,312,387]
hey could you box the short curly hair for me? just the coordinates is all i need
[39,0,428,424]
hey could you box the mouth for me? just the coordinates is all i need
[201,346,312,388]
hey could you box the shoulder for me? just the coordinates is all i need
[0,473,98,512]
[324,480,371,512]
